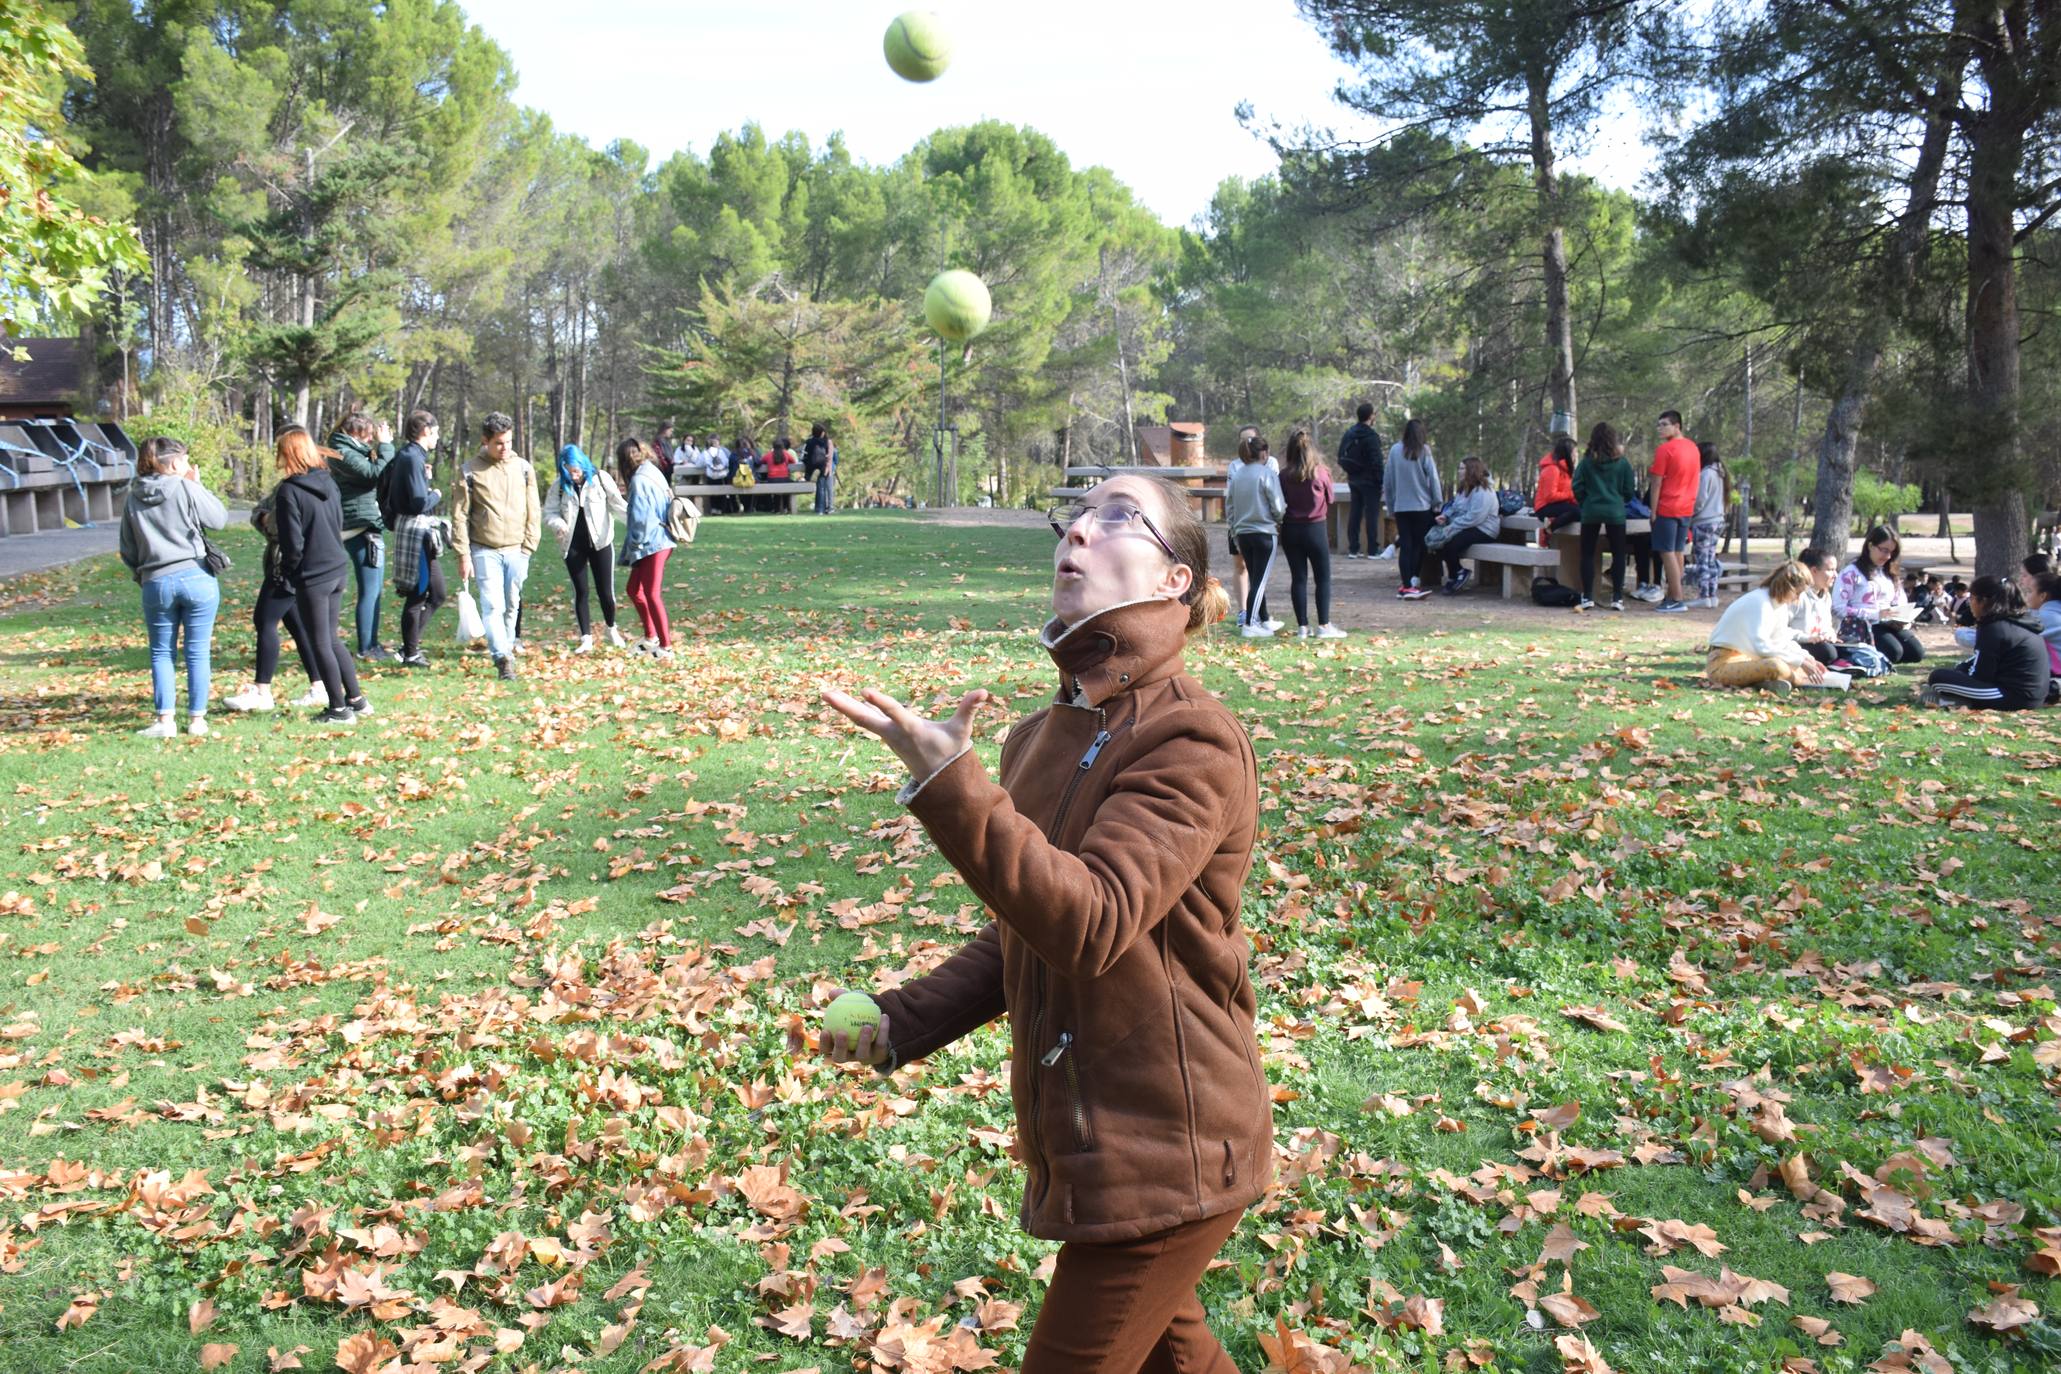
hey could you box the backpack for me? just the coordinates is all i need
[732,463,757,490]
[375,452,405,530]
[1531,575,1580,608]
[1498,489,1526,517]
[803,438,829,476]
[1836,642,1892,678]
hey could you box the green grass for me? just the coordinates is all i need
[0,512,2055,1374]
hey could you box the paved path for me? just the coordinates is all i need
[0,525,122,580]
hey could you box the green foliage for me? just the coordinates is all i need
[0,0,146,339]
[1851,472,1924,530]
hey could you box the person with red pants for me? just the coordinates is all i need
[809,473,1272,1374]
[616,439,676,661]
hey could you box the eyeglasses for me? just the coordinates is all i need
[1048,501,1179,560]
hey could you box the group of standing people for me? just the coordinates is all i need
[1224,428,1349,641]
[117,409,698,732]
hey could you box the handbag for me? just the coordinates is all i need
[200,534,232,576]
[1837,614,1873,645]
[666,495,701,545]
[1424,521,1457,552]
[455,578,485,645]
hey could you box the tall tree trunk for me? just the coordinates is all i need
[1526,69,1576,428]
[1808,52,1962,555]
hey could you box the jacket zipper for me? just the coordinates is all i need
[1040,1032,1092,1151]
[1026,703,1117,1206]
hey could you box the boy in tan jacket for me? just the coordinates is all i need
[451,412,541,679]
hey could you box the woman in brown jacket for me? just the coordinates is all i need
[817,475,1272,1374]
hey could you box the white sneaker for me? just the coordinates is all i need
[1261,618,1283,633]
[1636,586,1666,604]
[575,635,594,654]
[652,646,675,662]
[225,686,275,712]
[606,626,626,648]
[290,684,329,708]
[187,715,209,737]
[1689,596,1719,609]
[1297,626,1313,639]
[511,639,527,656]
[1346,552,1363,560]
[633,640,657,658]
[1240,623,1276,639]
[137,716,177,739]
[1377,544,1398,560]
[1314,624,1348,639]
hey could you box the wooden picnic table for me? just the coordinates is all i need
[675,479,815,513]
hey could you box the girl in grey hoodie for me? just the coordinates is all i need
[1226,435,1287,636]
[118,438,228,738]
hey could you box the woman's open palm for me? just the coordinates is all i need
[822,686,992,780]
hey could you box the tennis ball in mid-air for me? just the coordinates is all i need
[823,991,883,1044]
[884,11,952,83]
[924,269,992,342]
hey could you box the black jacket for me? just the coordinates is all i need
[274,468,349,593]
[387,442,437,518]
[1962,612,2053,710]
[1336,422,1384,480]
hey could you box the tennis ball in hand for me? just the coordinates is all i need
[924,269,992,342]
[883,11,952,82]
[823,991,883,1045]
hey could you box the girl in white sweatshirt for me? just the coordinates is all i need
[1707,561,1828,695]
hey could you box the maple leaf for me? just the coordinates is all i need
[1561,1004,1629,1033]
[189,1298,217,1335]
[770,1301,815,1340]
[1539,1223,1589,1265]
[332,1333,399,1374]
[199,1344,238,1370]
[1826,1272,1877,1304]
[1967,1291,2039,1335]
[1792,1316,1843,1346]
[1554,1333,1613,1374]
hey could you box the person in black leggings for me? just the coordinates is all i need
[226,493,324,711]
[271,427,370,723]
[1277,429,1344,636]
[544,444,625,649]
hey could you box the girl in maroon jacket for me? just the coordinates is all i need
[814,475,1271,1374]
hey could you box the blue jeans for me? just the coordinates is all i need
[472,546,529,660]
[141,566,220,716]
[344,532,385,653]
[814,471,834,513]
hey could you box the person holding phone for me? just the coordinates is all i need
[1834,525,1924,666]
[803,474,1270,1374]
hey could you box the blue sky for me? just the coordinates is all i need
[466,0,1652,227]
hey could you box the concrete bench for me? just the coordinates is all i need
[1468,543,1564,599]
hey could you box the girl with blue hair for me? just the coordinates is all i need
[543,444,628,652]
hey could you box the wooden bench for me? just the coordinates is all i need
[1468,543,1564,599]
[674,479,814,513]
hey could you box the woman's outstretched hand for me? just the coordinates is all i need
[822,686,992,781]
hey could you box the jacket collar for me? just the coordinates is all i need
[1039,597,1191,708]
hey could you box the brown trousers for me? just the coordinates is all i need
[1020,1207,1244,1374]
[1707,646,1809,689]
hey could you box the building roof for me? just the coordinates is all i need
[0,338,89,407]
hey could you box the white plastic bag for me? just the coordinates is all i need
[455,578,485,645]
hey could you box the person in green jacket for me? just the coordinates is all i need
[1571,421,1638,611]
[327,413,396,661]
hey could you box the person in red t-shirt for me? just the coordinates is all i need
[1648,410,1700,611]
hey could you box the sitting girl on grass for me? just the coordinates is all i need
[1920,576,2053,711]
[1705,560,1830,696]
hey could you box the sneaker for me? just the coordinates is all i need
[1394,586,1413,600]
[1688,596,1719,609]
[575,634,594,654]
[1404,586,1432,601]
[1346,551,1363,560]
[1314,624,1348,639]
[314,705,357,725]
[290,684,329,708]
[1636,585,1666,603]
[1296,626,1312,639]
[345,695,373,718]
[1577,597,1595,611]
[653,647,675,662]
[399,651,430,669]
[1759,678,1794,697]
[606,625,626,648]
[137,717,177,739]
[1377,544,1398,560]
[1657,600,1689,614]
[1261,619,1283,633]
[1830,659,1855,671]
[633,640,657,658]
[510,639,526,657]
[494,656,516,681]
[1451,569,1474,593]
[1240,623,1276,638]
[225,686,275,713]
[358,644,396,664]
[187,715,209,738]
[1609,599,1625,612]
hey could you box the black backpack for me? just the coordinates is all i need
[1531,575,1580,608]
[375,450,406,529]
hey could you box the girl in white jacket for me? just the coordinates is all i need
[1707,561,1829,695]
[544,444,629,652]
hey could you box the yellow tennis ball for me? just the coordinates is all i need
[883,11,952,83]
[924,269,992,342]
[823,991,882,1043]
